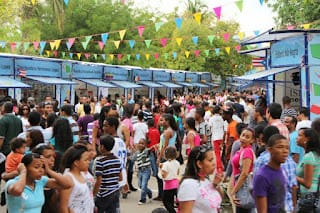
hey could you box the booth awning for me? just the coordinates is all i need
[191,82,209,88]
[206,82,219,87]
[178,82,193,87]
[111,81,142,89]
[26,76,76,85]
[158,82,182,88]
[78,79,116,88]
[138,81,162,88]
[234,66,298,81]
[0,76,31,88]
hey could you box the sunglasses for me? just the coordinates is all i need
[23,108,29,110]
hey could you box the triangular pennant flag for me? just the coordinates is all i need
[287,25,295,30]
[154,53,159,60]
[0,41,6,48]
[160,38,167,47]
[119,30,126,40]
[136,54,140,60]
[208,35,215,45]
[114,40,120,49]
[235,0,243,12]
[213,6,222,20]
[145,40,152,48]
[259,0,264,5]
[223,33,230,42]
[215,48,220,55]
[163,53,169,60]
[109,54,114,60]
[98,41,105,50]
[77,53,82,60]
[15,42,21,50]
[81,42,89,50]
[192,36,198,45]
[67,38,75,50]
[176,38,183,46]
[302,24,310,30]
[101,54,106,60]
[64,0,69,5]
[193,12,202,25]
[84,53,90,59]
[172,52,177,59]
[235,45,241,52]
[204,50,209,57]
[54,40,61,50]
[46,50,51,57]
[117,54,122,60]
[127,54,131,60]
[23,42,30,51]
[137,26,145,37]
[194,50,200,57]
[129,40,135,49]
[101,33,109,44]
[254,30,260,36]
[238,32,245,40]
[31,0,36,5]
[10,43,17,52]
[175,17,183,30]
[69,53,73,58]
[185,51,190,58]
[33,42,39,50]
[155,22,164,32]
[49,41,55,50]
[40,41,46,54]
[85,35,92,44]
[145,53,150,60]
[61,52,66,58]
[93,54,97,60]
[225,47,231,54]
[53,50,58,57]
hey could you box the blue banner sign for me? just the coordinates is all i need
[186,72,199,83]
[132,69,152,81]
[153,70,170,81]
[15,59,61,77]
[72,63,103,79]
[104,66,130,81]
[308,34,320,65]
[200,72,211,82]
[271,36,305,67]
[171,72,185,82]
[0,57,14,75]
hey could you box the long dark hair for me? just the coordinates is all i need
[99,106,111,129]
[161,113,178,131]
[59,144,88,173]
[29,129,45,150]
[52,118,73,152]
[185,117,196,131]
[300,128,320,155]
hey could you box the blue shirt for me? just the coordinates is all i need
[6,176,49,213]
[253,151,297,212]
[289,131,304,163]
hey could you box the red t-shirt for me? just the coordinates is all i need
[147,127,160,148]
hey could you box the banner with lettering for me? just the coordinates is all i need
[171,72,185,82]
[0,57,14,75]
[132,69,152,81]
[104,65,130,81]
[186,72,199,83]
[152,70,170,82]
[15,59,61,77]
[72,63,103,79]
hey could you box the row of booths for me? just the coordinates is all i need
[0,53,218,105]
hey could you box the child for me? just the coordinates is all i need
[253,134,289,213]
[93,135,122,212]
[5,138,26,173]
[136,138,153,204]
[159,147,180,213]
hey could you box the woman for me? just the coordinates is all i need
[5,153,71,213]
[296,128,320,210]
[26,129,45,151]
[230,128,255,213]
[91,106,110,154]
[178,144,223,213]
[18,104,30,132]
[183,117,200,156]
[50,118,75,153]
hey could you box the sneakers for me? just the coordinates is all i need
[138,200,146,205]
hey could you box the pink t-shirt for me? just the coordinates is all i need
[121,118,134,146]
[185,132,201,156]
[164,179,179,190]
[231,146,254,176]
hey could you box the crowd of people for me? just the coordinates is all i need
[0,89,319,213]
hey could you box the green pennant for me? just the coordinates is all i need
[208,35,215,45]
[145,40,152,48]
[127,54,131,60]
[163,53,169,60]
[61,52,66,58]
[82,41,89,50]
[204,50,209,57]
[85,36,92,44]
[155,22,164,32]
[93,54,97,60]
[235,0,243,12]
[15,42,21,49]
[23,42,30,51]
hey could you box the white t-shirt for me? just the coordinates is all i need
[178,178,222,213]
[111,137,127,187]
[133,122,148,144]
[161,160,180,180]
[296,120,312,131]
[209,114,224,141]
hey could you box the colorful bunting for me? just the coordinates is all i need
[154,53,159,60]
[175,17,183,30]
[144,40,152,48]
[23,42,30,51]
[176,38,182,46]
[117,54,122,60]
[101,33,109,44]
[215,48,220,55]
[84,53,90,59]
[129,40,135,49]
[49,42,55,50]
[192,36,198,46]
[77,53,81,60]
[61,52,66,58]
[194,50,200,57]
[254,30,260,36]
[31,0,36,6]
[235,45,241,52]
[101,54,106,60]
[173,52,177,59]
[204,50,209,57]
[155,22,164,32]
[213,6,222,20]
[98,41,104,50]
[64,0,69,5]
[0,41,6,48]
[54,40,61,50]
[119,30,126,40]
[85,36,92,44]
[163,53,169,60]
[238,32,245,40]
[127,54,131,60]
[259,0,264,5]
[302,24,310,29]
[109,54,114,60]
[136,54,140,60]
[185,51,190,58]
[53,51,58,57]
[145,53,150,60]
[114,41,120,49]
[193,12,201,25]
[93,54,97,60]
[10,43,16,52]
[208,35,214,45]
[225,47,231,54]
[223,33,230,42]
[160,38,167,47]
[33,42,39,50]
[46,50,50,57]
[287,25,295,30]
[235,0,243,12]
[69,53,73,59]
[67,38,75,50]
[137,26,145,37]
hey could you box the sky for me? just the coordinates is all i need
[131,0,276,37]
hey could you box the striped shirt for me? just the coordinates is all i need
[67,116,80,141]
[136,149,151,169]
[280,108,298,122]
[95,153,121,198]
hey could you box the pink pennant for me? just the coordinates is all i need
[84,53,90,59]
[33,42,39,50]
[287,25,295,30]
[117,54,123,60]
[235,45,241,52]
[154,53,159,60]
[53,50,58,57]
[68,38,75,49]
[213,6,222,20]
[160,38,167,47]
[223,33,229,42]
[98,41,105,50]
[137,26,145,37]
[10,43,16,52]
[194,50,200,57]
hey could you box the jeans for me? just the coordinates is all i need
[163,189,177,213]
[95,190,120,213]
[138,167,152,202]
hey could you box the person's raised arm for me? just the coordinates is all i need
[7,164,27,196]
[296,164,314,189]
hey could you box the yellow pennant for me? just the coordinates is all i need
[185,51,190,58]
[176,38,183,46]
[77,53,82,60]
[54,40,61,49]
[45,50,50,57]
[145,53,150,60]
[302,24,310,29]
[49,42,55,50]
[193,12,202,25]
[225,47,231,54]
[109,54,114,60]
[238,32,245,40]
[114,41,120,49]
[119,30,126,40]
[31,0,36,5]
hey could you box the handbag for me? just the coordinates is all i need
[297,175,320,213]
[235,148,256,209]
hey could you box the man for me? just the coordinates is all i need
[40,101,54,129]
[127,94,135,104]
[266,103,289,140]
[60,104,79,141]
[17,111,45,141]
[253,107,268,127]
[195,107,211,145]
[296,107,312,131]
[94,96,107,114]
[0,102,23,156]
[233,95,245,121]
[284,116,304,163]
[280,96,297,122]
[143,101,153,122]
